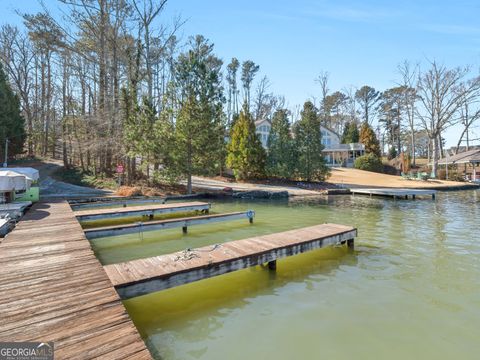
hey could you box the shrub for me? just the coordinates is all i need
[354,154,384,173]
[116,186,143,197]
[437,168,446,180]
[387,147,397,160]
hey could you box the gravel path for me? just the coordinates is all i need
[37,160,113,198]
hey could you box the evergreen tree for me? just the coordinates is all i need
[294,101,330,181]
[341,122,359,143]
[123,94,156,160]
[355,85,380,124]
[0,62,25,161]
[266,109,296,178]
[226,106,265,180]
[174,35,226,193]
[359,121,381,157]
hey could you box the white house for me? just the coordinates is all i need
[255,120,364,168]
[255,119,271,148]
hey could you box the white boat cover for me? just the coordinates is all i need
[2,167,40,181]
[0,171,33,191]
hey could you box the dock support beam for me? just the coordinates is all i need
[432,193,436,200]
[268,260,277,270]
[182,226,188,234]
[347,238,354,250]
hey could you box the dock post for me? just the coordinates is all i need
[268,260,277,270]
[247,210,255,224]
[347,238,354,250]
[432,193,436,200]
[412,194,416,200]
[182,226,188,234]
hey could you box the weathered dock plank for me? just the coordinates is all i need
[350,187,437,199]
[104,223,357,299]
[85,210,255,239]
[75,201,211,221]
[0,201,151,359]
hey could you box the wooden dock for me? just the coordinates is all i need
[85,210,255,239]
[75,201,211,222]
[0,201,151,359]
[104,223,357,299]
[350,187,437,199]
[70,197,166,211]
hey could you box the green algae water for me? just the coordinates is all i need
[90,191,480,360]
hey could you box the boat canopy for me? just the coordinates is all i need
[0,170,33,192]
[0,167,40,181]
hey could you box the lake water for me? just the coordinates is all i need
[89,191,480,360]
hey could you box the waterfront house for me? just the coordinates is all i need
[255,119,365,167]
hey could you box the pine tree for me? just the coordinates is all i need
[294,101,330,181]
[0,62,25,161]
[341,122,359,143]
[266,109,296,178]
[174,35,226,193]
[226,106,265,180]
[359,121,381,157]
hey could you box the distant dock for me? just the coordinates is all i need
[350,188,437,200]
[104,223,357,299]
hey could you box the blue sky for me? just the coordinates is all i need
[2,0,480,146]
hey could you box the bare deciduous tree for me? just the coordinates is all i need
[416,61,480,176]
[398,60,419,165]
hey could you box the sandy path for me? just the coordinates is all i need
[328,168,472,189]
[191,176,320,196]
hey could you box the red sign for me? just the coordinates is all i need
[116,164,124,174]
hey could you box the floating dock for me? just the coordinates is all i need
[0,201,151,359]
[85,211,255,239]
[350,188,437,200]
[75,201,211,222]
[70,197,166,210]
[104,223,357,299]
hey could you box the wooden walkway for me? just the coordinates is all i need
[0,201,151,359]
[75,201,211,222]
[350,187,437,199]
[104,223,357,299]
[85,211,255,240]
